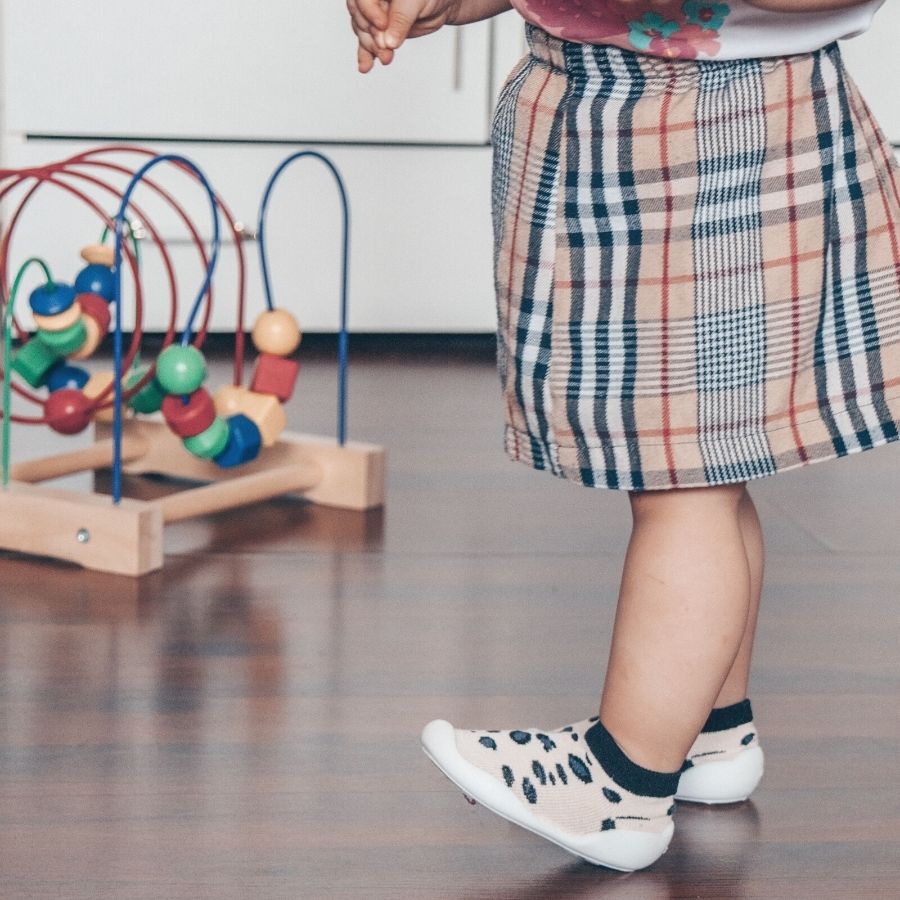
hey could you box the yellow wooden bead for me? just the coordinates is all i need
[251,309,301,357]
[240,391,286,448]
[33,301,82,333]
[82,371,118,423]
[80,244,115,267]
[214,384,250,417]
[214,384,285,447]
[69,315,103,361]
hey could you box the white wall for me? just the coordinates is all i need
[0,3,896,335]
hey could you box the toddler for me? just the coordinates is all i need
[349,0,897,871]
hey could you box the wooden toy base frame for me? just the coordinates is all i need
[0,417,385,576]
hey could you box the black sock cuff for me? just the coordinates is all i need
[584,719,680,798]
[701,698,753,733]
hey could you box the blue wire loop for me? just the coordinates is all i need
[256,151,350,447]
[111,154,221,505]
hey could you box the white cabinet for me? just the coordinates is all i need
[2,139,498,333]
[3,0,494,145]
[839,3,900,142]
[0,3,522,332]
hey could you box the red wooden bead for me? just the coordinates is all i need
[76,292,112,333]
[161,387,216,438]
[44,389,92,435]
[250,354,300,402]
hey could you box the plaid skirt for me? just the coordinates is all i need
[492,24,900,491]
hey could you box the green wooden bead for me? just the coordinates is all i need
[155,344,207,395]
[183,416,229,458]
[36,318,88,355]
[125,367,167,414]
[11,338,62,388]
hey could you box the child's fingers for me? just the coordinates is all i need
[357,43,376,73]
[356,30,394,69]
[349,6,374,34]
[383,0,428,49]
[353,0,389,30]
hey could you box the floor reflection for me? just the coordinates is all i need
[459,801,762,900]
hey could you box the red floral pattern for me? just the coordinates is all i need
[647,22,722,58]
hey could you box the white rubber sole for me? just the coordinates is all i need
[421,719,674,872]
[675,746,764,804]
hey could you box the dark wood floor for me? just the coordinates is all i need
[0,337,898,899]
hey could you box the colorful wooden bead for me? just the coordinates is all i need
[12,339,61,387]
[236,390,286,448]
[250,354,300,402]
[76,292,112,333]
[74,264,115,301]
[33,300,83,333]
[44,389,93,435]
[213,414,262,468]
[36,318,88,356]
[251,309,301,357]
[82,371,115,405]
[183,416,230,459]
[155,345,207,396]
[82,370,119,423]
[80,244,115,267]
[125,367,167,414]
[46,363,90,393]
[213,384,249,417]
[29,282,76,317]
[69,314,105,361]
[161,388,216,438]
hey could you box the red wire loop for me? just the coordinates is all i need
[0,145,248,425]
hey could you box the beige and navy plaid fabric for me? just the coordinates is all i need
[492,24,900,490]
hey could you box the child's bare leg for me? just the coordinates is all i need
[714,486,765,707]
[599,482,751,772]
[421,481,758,866]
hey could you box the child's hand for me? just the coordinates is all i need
[348,0,463,73]
[347,0,394,73]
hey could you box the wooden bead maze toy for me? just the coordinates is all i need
[0,147,385,576]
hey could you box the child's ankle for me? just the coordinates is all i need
[584,718,681,832]
[684,698,759,768]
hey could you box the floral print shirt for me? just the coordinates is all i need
[509,0,884,60]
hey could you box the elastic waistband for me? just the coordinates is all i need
[525,22,839,95]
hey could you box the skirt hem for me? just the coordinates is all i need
[503,403,900,491]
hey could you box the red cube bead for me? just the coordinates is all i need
[161,387,216,438]
[250,354,300,402]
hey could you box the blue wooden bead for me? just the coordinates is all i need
[29,282,76,317]
[213,414,262,468]
[46,363,90,393]
[74,264,115,301]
